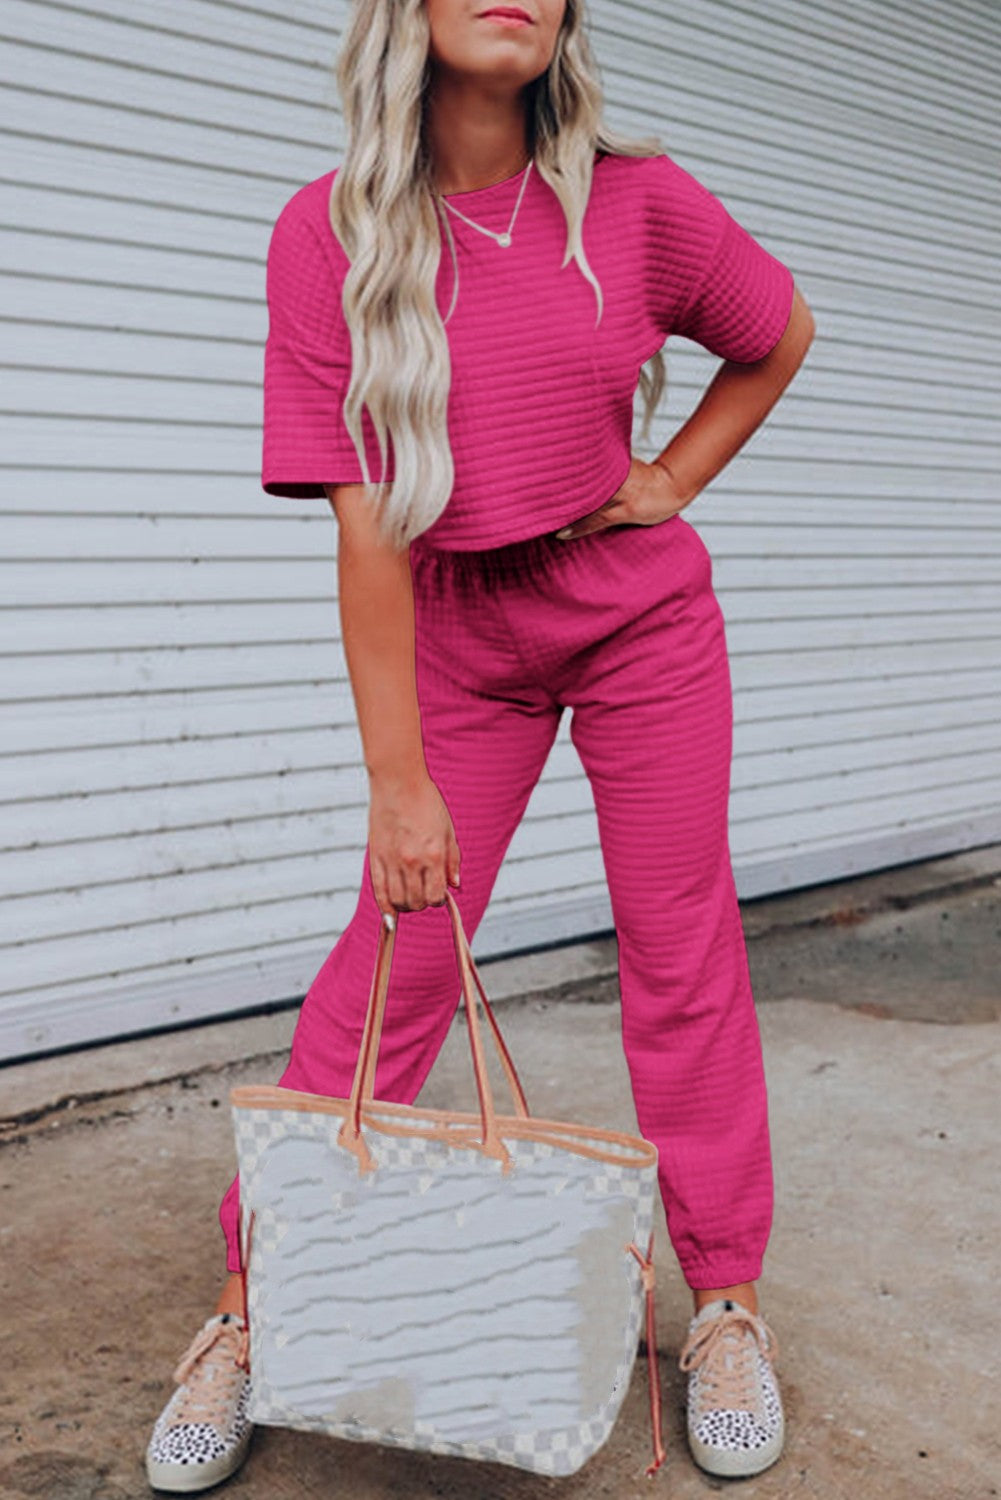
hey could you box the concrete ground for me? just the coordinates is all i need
[1,845,999,1500]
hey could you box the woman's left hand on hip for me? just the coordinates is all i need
[554,456,691,540]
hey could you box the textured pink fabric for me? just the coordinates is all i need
[219,515,774,1289]
[261,151,795,549]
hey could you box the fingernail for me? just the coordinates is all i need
[555,527,574,539]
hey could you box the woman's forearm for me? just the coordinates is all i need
[655,285,816,503]
[326,484,428,788]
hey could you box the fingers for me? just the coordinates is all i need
[369,856,390,923]
[423,838,462,907]
[371,847,460,916]
[556,521,608,540]
[555,503,623,541]
[371,850,423,918]
[388,854,425,913]
[368,780,461,917]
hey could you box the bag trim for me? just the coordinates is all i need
[230,1082,657,1169]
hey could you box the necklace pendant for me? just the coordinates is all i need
[497,231,512,247]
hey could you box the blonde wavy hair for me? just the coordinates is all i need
[330,0,669,549]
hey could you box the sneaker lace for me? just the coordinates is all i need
[677,1306,778,1413]
[170,1317,250,1427]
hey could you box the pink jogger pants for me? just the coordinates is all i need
[218,512,773,1291]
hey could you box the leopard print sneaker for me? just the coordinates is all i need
[677,1297,784,1477]
[146,1311,254,1492]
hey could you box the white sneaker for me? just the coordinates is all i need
[146,1311,254,1493]
[677,1297,784,1477]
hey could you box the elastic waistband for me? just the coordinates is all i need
[409,522,634,593]
[409,526,578,592]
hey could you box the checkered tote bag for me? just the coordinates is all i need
[229,891,666,1478]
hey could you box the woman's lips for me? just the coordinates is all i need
[479,8,533,25]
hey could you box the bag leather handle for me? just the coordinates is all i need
[337,891,530,1174]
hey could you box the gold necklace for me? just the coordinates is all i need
[436,159,534,248]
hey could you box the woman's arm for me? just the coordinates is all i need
[325,484,461,914]
[653,284,816,504]
[554,286,816,539]
[326,484,427,785]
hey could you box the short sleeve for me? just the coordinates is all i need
[651,154,795,364]
[261,187,394,497]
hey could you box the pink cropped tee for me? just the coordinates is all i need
[261,151,795,550]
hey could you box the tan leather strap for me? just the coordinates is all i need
[448,891,531,1121]
[236,1198,255,1369]
[338,891,532,1172]
[626,1230,667,1474]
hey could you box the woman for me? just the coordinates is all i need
[146,0,815,1489]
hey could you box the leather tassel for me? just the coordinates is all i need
[235,1201,255,1373]
[626,1232,667,1475]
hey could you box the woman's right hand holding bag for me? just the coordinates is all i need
[368,769,462,919]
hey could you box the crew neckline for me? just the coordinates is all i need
[439,161,534,200]
[435,150,609,200]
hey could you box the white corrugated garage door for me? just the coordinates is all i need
[1,0,998,1061]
